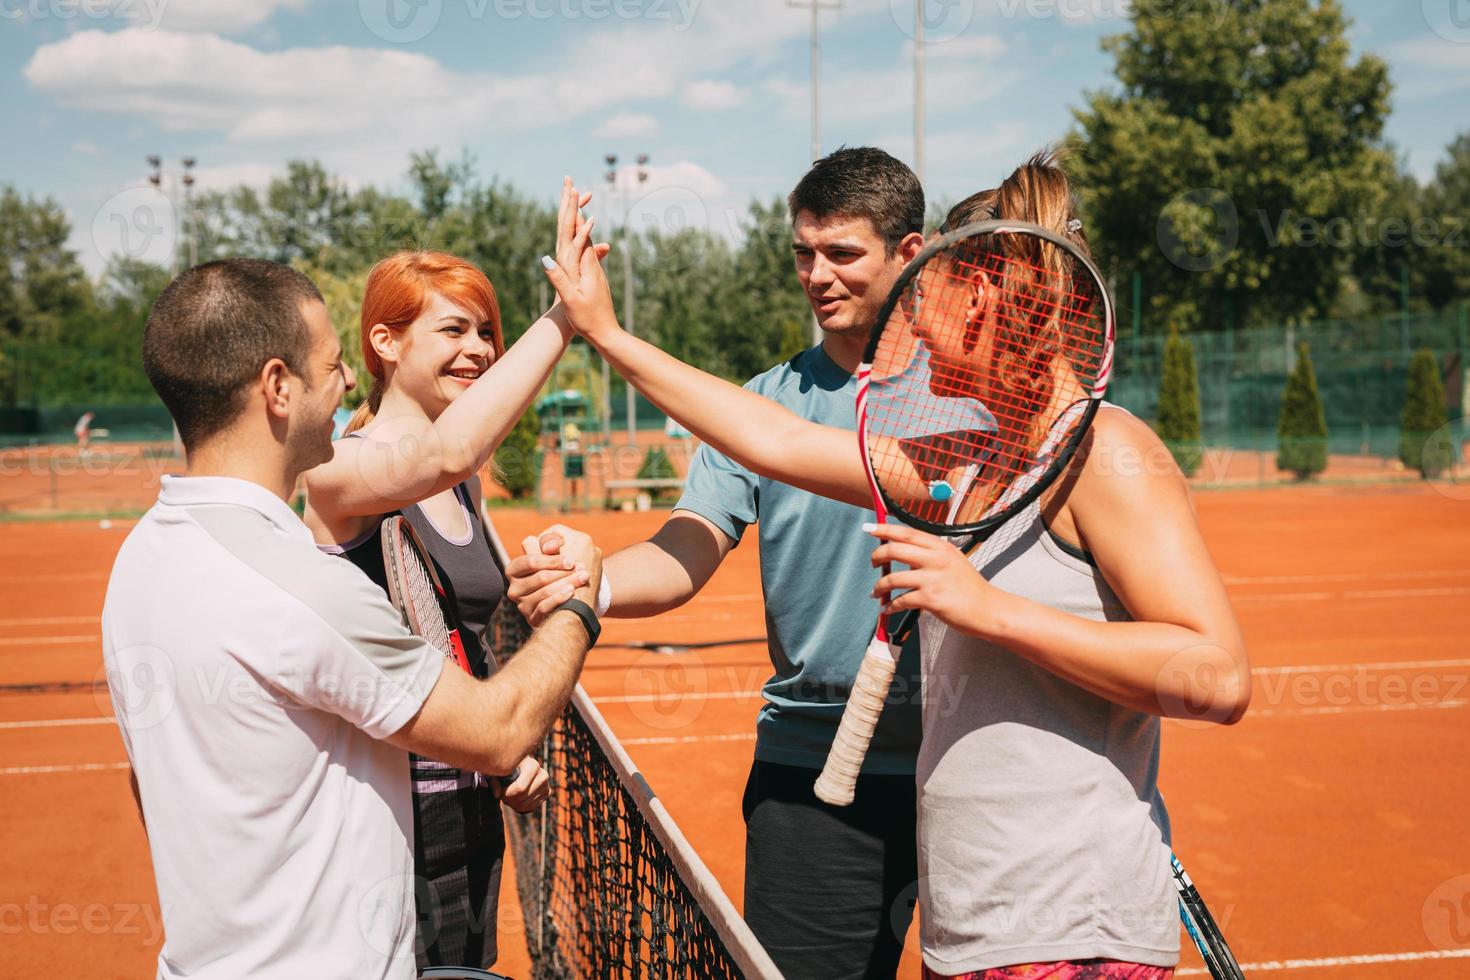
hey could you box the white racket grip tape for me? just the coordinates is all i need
[813,636,900,807]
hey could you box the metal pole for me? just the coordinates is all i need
[810,2,820,164]
[623,205,636,445]
[1131,270,1142,339]
[914,0,925,189]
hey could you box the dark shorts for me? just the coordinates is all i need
[411,763,506,971]
[742,760,919,980]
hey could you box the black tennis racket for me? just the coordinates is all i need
[1174,853,1247,978]
[814,219,1115,806]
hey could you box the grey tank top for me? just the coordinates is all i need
[915,486,1178,972]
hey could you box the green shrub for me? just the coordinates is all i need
[495,406,541,499]
[1276,341,1328,479]
[1157,325,1202,476]
[1398,349,1452,478]
[637,447,679,503]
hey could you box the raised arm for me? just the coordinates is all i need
[540,236,872,508]
[306,180,603,520]
[869,408,1250,724]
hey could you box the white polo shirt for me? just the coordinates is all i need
[102,475,444,980]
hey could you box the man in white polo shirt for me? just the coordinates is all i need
[103,259,602,980]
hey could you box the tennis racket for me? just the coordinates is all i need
[383,515,522,788]
[382,515,473,674]
[1174,853,1247,979]
[813,219,1115,806]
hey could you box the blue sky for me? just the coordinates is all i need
[3,0,1467,275]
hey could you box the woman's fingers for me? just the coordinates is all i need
[869,540,942,569]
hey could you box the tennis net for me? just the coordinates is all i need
[489,602,781,980]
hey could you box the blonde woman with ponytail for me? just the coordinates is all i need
[530,151,1249,978]
[303,179,604,972]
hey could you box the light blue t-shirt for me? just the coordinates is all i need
[675,344,923,775]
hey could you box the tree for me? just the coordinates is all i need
[1421,132,1470,312]
[636,446,679,503]
[296,261,371,409]
[1398,349,1452,478]
[1277,342,1329,478]
[1071,0,1396,332]
[494,405,541,499]
[1157,326,1202,475]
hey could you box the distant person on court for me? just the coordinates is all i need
[103,257,603,980]
[74,410,95,454]
[541,150,1252,978]
[509,146,928,978]
[301,181,606,971]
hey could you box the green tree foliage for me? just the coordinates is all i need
[1398,348,1452,477]
[296,261,371,409]
[1072,0,1396,331]
[1276,341,1329,478]
[636,446,679,503]
[1157,325,1202,475]
[1420,132,1470,312]
[495,405,541,499]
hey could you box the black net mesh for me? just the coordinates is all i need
[489,603,769,979]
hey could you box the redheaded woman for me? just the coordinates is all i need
[305,181,599,970]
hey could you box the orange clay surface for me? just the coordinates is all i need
[2,483,1468,978]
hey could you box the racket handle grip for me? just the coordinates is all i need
[814,638,899,807]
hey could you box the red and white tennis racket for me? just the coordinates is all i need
[813,219,1116,806]
[382,515,473,674]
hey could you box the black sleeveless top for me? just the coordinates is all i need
[325,464,505,676]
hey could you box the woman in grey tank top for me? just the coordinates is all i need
[302,194,597,973]
[538,153,1251,978]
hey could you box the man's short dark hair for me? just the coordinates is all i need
[143,259,323,448]
[786,146,925,254]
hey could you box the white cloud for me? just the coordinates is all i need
[681,79,745,110]
[154,0,313,33]
[592,112,662,140]
[71,139,101,156]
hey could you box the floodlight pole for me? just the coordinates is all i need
[790,0,841,347]
[605,154,650,445]
[914,2,925,189]
[147,155,199,274]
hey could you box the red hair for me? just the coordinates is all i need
[347,251,504,432]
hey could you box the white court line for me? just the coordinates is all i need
[0,615,99,627]
[1222,569,1470,587]
[1232,586,1470,604]
[1176,946,1470,975]
[1256,658,1470,676]
[0,573,105,585]
[0,634,98,647]
[0,762,128,776]
[622,733,757,747]
[0,716,114,730]
[594,690,762,704]
[1252,699,1467,718]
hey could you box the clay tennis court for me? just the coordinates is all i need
[2,481,1467,977]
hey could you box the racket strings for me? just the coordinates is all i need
[866,230,1110,529]
[399,533,454,656]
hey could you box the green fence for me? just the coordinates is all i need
[1109,309,1470,456]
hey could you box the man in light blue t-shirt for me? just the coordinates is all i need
[508,147,926,979]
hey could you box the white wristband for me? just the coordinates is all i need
[596,572,613,618]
